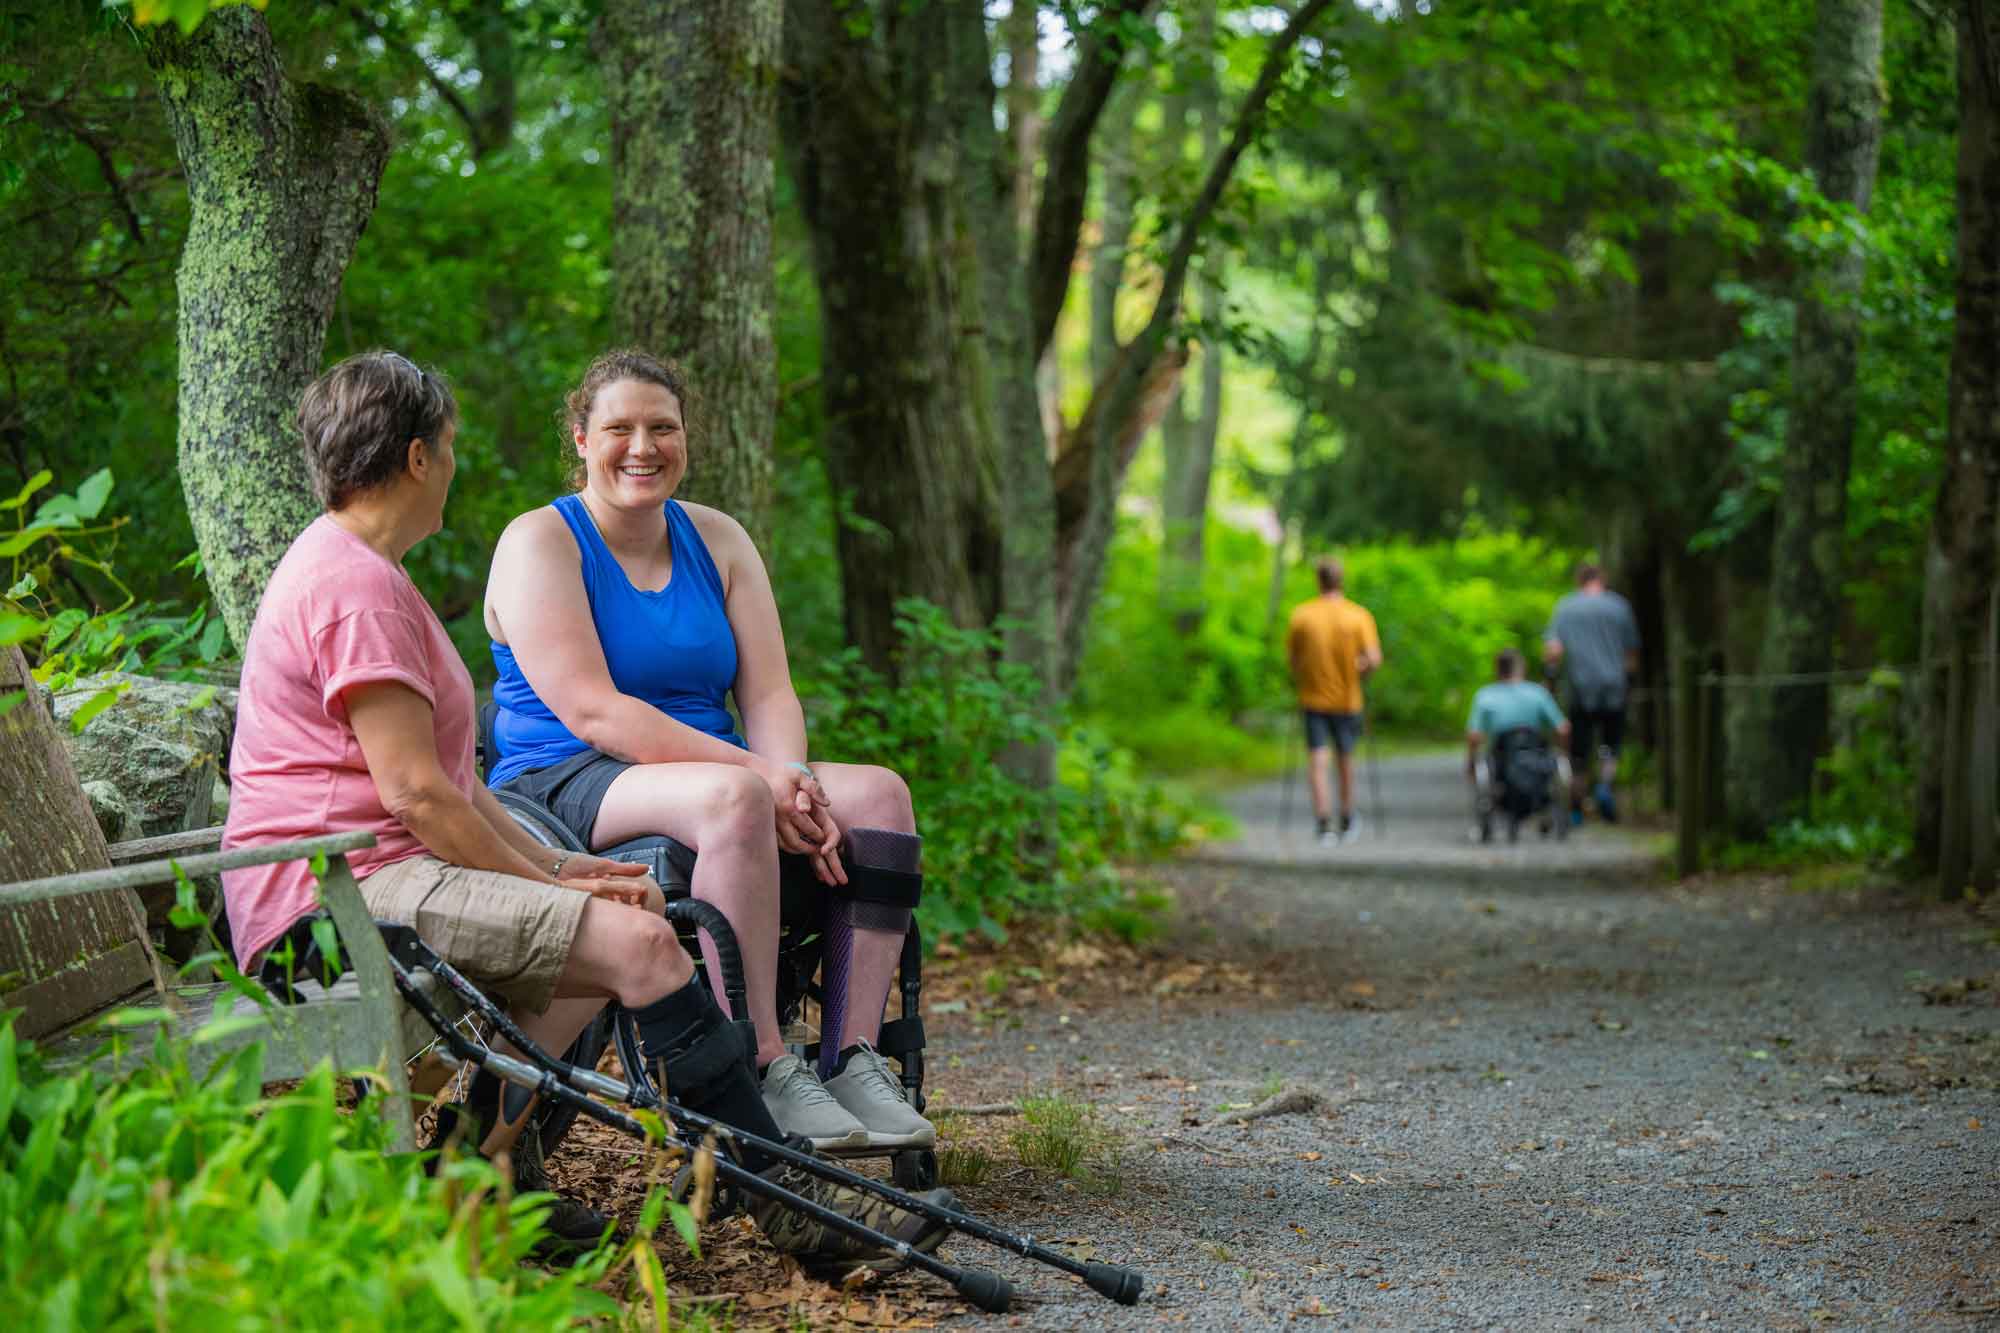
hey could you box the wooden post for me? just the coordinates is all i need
[1676,652,1702,877]
[1968,585,1999,893]
[1658,680,1676,812]
[1940,647,1970,896]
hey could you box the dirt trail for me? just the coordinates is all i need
[916,754,2000,1329]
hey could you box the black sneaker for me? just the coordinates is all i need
[514,1123,625,1261]
[747,1160,957,1275]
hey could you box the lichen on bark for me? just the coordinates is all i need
[145,7,389,650]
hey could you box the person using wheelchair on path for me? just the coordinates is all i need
[481,347,935,1156]
[1286,556,1383,845]
[1541,562,1641,825]
[221,350,953,1267]
[1465,648,1572,843]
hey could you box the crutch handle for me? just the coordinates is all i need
[1085,1262,1145,1304]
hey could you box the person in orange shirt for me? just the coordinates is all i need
[1286,558,1384,845]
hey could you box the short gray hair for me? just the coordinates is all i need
[297,350,457,509]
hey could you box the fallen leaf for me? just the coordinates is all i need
[1343,980,1377,998]
[1300,1151,1323,1162]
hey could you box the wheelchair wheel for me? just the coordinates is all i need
[536,1008,613,1158]
[892,1148,939,1191]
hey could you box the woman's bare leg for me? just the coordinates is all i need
[591,762,789,1067]
[811,761,916,1051]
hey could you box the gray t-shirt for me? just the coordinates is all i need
[1546,590,1640,710]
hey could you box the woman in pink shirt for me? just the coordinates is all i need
[221,350,950,1266]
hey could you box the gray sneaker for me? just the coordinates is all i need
[824,1039,937,1150]
[761,1053,869,1151]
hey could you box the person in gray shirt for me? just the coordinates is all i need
[1542,562,1640,824]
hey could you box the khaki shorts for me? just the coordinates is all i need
[358,855,586,1014]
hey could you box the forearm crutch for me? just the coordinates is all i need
[379,926,1146,1309]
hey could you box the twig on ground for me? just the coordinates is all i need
[934,1102,1022,1116]
[1197,1084,1326,1127]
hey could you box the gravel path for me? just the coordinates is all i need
[926,754,2000,1329]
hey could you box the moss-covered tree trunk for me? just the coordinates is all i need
[780,0,1004,670]
[1725,0,1883,837]
[1915,2,2000,890]
[602,0,780,545]
[146,8,389,650]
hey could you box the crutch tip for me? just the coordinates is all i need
[954,1269,1012,1313]
[1084,1262,1145,1304]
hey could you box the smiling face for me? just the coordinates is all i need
[574,378,687,510]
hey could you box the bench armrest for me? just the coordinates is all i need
[107,826,227,865]
[0,831,377,908]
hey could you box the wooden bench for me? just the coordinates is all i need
[0,829,464,1151]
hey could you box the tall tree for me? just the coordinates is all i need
[1725,0,1883,836]
[601,0,781,543]
[145,6,389,648]
[1159,0,1226,633]
[1916,0,2000,892]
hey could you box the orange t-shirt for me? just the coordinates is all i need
[1287,595,1380,714]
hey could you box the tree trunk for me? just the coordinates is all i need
[1056,0,1336,686]
[1089,84,1139,383]
[0,648,154,1039]
[145,8,389,651]
[602,0,781,546]
[1725,0,1883,837]
[1159,0,1225,634]
[781,0,1003,670]
[1004,0,1042,239]
[1916,0,2000,889]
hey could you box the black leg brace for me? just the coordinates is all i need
[818,827,922,1079]
[629,976,785,1172]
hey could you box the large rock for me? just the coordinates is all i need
[54,673,239,838]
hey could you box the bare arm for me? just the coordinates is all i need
[346,681,646,904]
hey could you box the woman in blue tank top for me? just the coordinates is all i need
[482,349,934,1155]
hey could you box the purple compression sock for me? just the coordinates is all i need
[817,826,920,1080]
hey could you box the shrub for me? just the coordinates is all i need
[797,600,1196,941]
[1,1016,697,1330]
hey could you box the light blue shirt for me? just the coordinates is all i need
[1467,680,1566,738]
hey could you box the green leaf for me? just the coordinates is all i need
[71,468,113,521]
[0,524,63,558]
[5,572,36,600]
[192,1011,267,1046]
[0,609,43,646]
[308,915,343,980]
[67,686,124,735]
[0,689,24,718]
[0,470,50,512]
[198,615,228,662]
[665,1198,701,1258]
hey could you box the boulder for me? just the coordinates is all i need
[54,673,239,838]
[79,779,134,843]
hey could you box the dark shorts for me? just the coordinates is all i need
[1568,705,1627,762]
[1303,710,1364,755]
[498,747,634,845]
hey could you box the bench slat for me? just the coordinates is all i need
[0,831,376,906]
[107,826,227,865]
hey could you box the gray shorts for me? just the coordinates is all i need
[358,855,587,1014]
[1303,710,1364,755]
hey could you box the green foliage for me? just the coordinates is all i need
[797,600,1194,941]
[1,469,228,724]
[1717,671,1915,870]
[0,1014,699,1331]
[1008,1090,1123,1194]
[1080,515,1580,748]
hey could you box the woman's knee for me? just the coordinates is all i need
[600,911,694,1001]
[701,766,775,834]
[843,764,914,829]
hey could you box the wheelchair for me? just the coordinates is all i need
[1472,725,1572,845]
[475,705,937,1190]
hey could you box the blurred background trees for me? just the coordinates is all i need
[3,0,1992,903]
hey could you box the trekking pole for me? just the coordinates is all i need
[382,928,1146,1308]
[1288,704,1304,832]
[386,940,1018,1312]
[1364,702,1386,838]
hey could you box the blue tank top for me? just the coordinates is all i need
[487,495,743,786]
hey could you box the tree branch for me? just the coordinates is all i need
[1027,0,1158,360]
[338,1,486,156]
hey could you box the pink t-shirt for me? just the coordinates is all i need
[222,515,477,966]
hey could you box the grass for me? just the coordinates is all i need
[1008,1090,1124,1194]
[931,1113,1000,1188]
